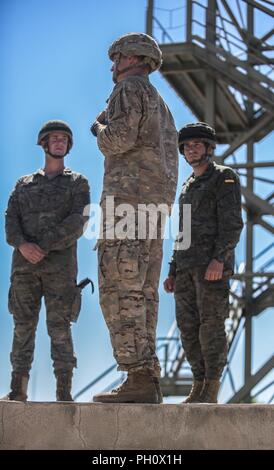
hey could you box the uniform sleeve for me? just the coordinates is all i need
[212,171,243,263]
[5,180,26,248]
[39,177,90,252]
[97,81,142,157]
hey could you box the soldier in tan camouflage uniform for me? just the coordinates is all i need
[90,33,178,403]
[3,120,90,402]
[164,123,243,403]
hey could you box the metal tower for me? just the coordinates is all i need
[147,0,274,403]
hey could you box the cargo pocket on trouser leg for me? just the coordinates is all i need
[117,240,140,279]
[117,239,150,284]
[98,239,149,286]
[98,240,120,288]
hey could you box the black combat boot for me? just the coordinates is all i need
[1,372,29,401]
[93,369,158,403]
[182,380,204,403]
[56,371,73,401]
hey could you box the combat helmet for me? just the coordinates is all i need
[37,120,73,155]
[178,122,216,154]
[108,32,162,72]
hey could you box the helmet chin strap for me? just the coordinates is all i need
[44,144,68,159]
[184,153,211,168]
[113,65,134,83]
[113,58,144,83]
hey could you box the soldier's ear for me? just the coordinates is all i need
[40,138,48,153]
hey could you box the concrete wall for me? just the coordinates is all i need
[0,402,273,450]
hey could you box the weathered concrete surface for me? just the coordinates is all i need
[0,402,273,450]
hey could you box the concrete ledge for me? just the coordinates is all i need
[0,402,273,450]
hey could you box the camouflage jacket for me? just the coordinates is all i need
[5,168,90,274]
[169,162,243,275]
[97,75,178,207]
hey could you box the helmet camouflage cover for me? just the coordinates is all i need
[37,120,73,153]
[108,32,162,72]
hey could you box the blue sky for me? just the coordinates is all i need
[0,0,273,403]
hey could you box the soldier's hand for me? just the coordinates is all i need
[204,259,224,281]
[163,276,175,293]
[18,242,46,264]
[90,120,103,137]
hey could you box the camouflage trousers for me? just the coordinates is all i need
[175,266,229,380]
[8,270,77,375]
[98,236,163,378]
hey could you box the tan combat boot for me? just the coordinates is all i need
[1,372,29,401]
[93,369,158,403]
[182,380,204,403]
[93,376,130,403]
[199,379,220,403]
[56,371,73,401]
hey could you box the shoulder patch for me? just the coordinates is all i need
[224,179,235,183]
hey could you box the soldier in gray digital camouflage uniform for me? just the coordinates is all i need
[164,122,243,403]
[3,120,90,402]
[90,33,178,403]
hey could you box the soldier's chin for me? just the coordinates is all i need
[187,159,202,167]
[188,155,208,167]
[112,72,118,84]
